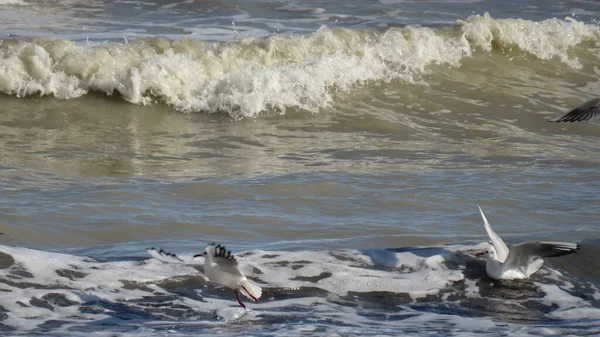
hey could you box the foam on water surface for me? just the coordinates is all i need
[0,0,25,5]
[0,242,598,336]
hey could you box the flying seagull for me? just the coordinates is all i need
[552,98,600,122]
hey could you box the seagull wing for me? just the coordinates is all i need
[211,244,244,277]
[478,204,510,262]
[552,98,600,122]
[146,247,204,266]
[504,241,580,270]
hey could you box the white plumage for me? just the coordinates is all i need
[146,243,262,310]
[193,243,262,310]
[475,205,580,280]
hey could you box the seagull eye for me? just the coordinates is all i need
[485,250,489,253]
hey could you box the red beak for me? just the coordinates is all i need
[475,252,484,257]
[193,253,204,258]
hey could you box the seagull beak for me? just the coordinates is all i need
[475,252,484,257]
[193,253,204,258]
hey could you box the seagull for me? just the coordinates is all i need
[193,243,262,310]
[551,98,600,122]
[475,205,580,280]
[146,243,262,310]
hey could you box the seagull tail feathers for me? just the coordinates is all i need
[240,279,262,301]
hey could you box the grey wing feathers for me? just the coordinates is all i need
[146,247,204,269]
[553,98,600,122]
[212,243,238,266]
[207,243,244,277]
[529,242,580,258]
[506,241,580,269]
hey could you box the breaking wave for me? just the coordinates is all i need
[0,13,598,118]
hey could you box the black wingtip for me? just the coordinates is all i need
[208,242,237,262]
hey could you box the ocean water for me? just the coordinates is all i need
[0,0,599,335]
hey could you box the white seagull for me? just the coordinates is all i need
[475,205,580,280]
[193,243,262,310]
[552,98,600,122]
[146,243,262,310]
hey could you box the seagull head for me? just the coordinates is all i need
[475,245,497,260]
[193,242,217,259]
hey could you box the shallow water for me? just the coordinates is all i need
[0,0,599,335]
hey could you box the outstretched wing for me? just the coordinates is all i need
[477,204,509,262]
[146,247,203,266]
[208,243,244,277]
[552,98,600,123]
[505,241,580,270]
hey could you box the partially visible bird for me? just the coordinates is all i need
[193,243,262,310]
[475,204,580,280]
[552,98,600,122]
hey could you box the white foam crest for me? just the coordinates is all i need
[0,0,26,5]
[539,283,600,320]
[1,14,598,117]
[457,13,600,69]
[0,25,470,118]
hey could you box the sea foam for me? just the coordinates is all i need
[0,244,463,331]
[0,0,25,5]
[0,243,597,336]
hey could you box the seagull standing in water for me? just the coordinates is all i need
[193,243,262,310]
[475,205,580,280]
[552,98,600,122]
